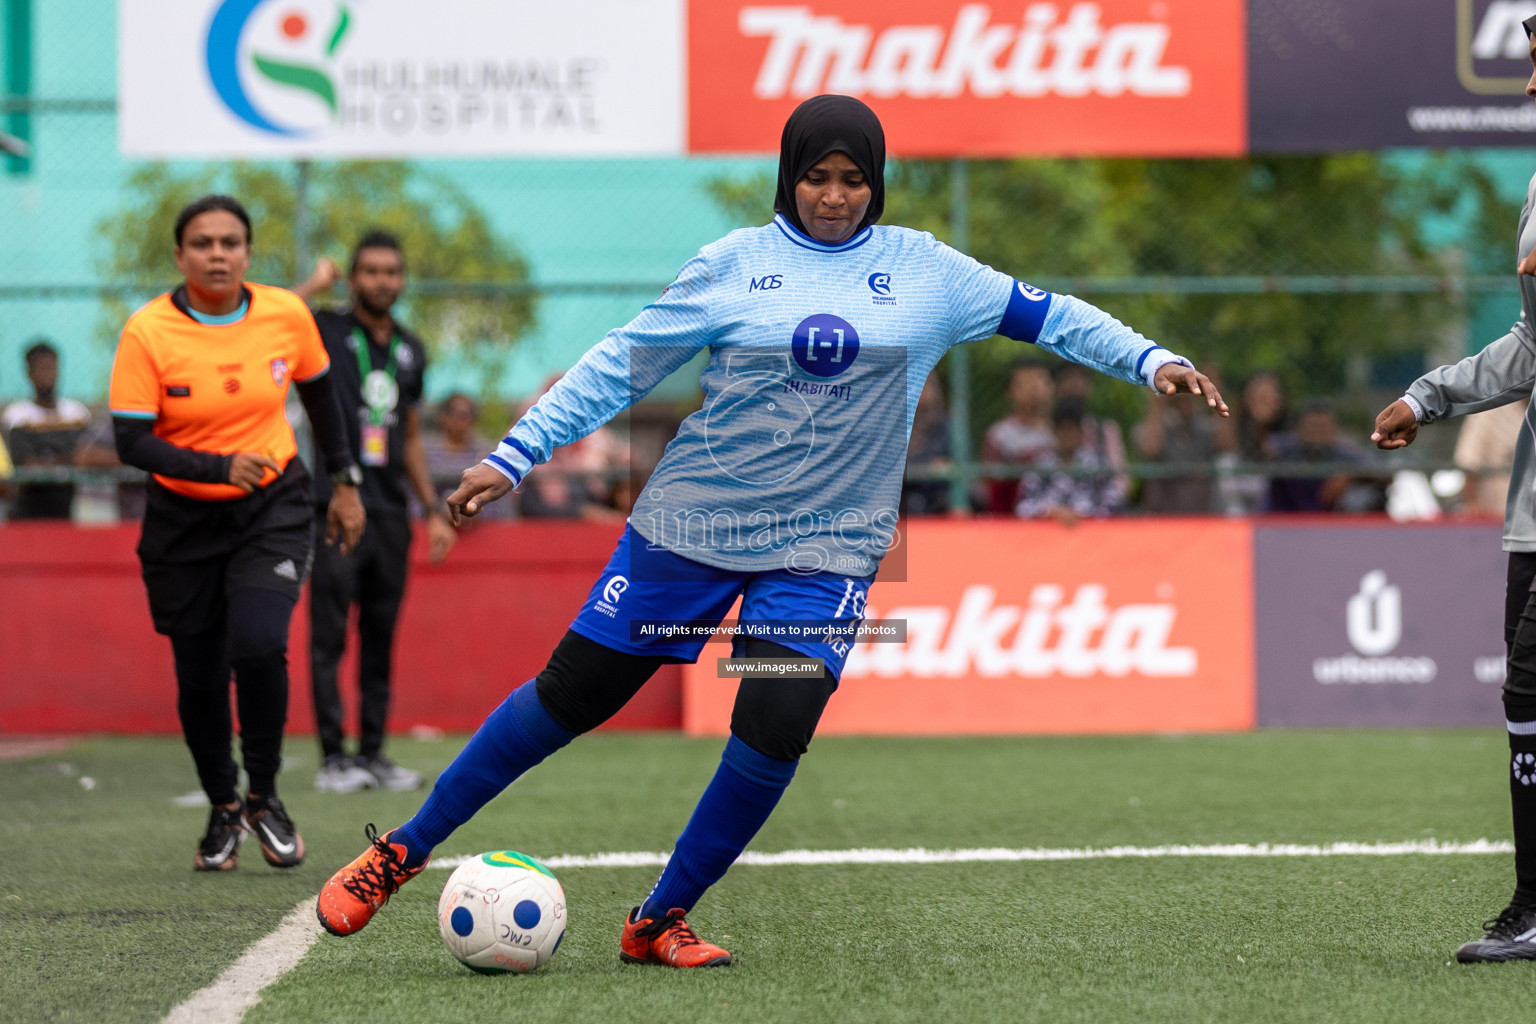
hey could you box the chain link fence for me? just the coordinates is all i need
[3,1,1531,522]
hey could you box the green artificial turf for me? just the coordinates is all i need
[2,731,1533,1024]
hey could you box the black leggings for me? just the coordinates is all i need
[171,587,296,804]
[535,631,836,762]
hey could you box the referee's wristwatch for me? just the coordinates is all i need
[330,465,363,488]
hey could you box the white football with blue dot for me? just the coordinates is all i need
[437,851,566,973]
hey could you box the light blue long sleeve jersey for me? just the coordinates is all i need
[485,214,1191,575]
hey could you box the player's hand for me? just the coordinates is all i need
[446,464,513,525]
[1371,399,1419,450]
[1153,364,1229,416]
[1520,252,1536,277]
[227,452,280,493]
[425,509,456,564]
[326,485,367,555]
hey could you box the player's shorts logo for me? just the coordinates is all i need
[791,313,860,378]
[602,575,629,605]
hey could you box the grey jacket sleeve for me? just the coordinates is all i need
[1406,326,1536,424]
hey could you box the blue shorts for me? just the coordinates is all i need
[569,524,874,681]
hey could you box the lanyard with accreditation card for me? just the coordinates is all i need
[353,327,401,467]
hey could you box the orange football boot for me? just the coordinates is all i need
[620,907,733,968]
[316,824,429,936]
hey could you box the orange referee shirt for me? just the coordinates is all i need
[109,283,331,501]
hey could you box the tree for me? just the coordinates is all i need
[97,161,536,383]
[707,155,1511,437]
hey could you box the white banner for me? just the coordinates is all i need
[118,0,684,157]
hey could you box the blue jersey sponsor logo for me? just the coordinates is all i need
[791,314,860,378]
[868,272,896,306]
[749,275,784,292]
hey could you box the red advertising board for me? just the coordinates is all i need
[0,522,681,734]
[687,0,1247,156]
[684,517,1255,735]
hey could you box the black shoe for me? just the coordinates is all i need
[1455,902,1536,962]
[243,795,305,868]
[194,802,245,872]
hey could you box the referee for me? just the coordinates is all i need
[109,195,365,872]
[294,232,455,794]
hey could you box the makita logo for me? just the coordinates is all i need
[740,3,1191,100]
[843,583,1197,679]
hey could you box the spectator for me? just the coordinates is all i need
[74,412,148,521]
[1455,398,1529,517]
[1219,371,1289,515]
[418,393,511,520]
[1133,391,1227,515]
[2,340,91,519]
[1236,371,1289,461]
[1051,360,1127,476]
[1268,397,1378,513]
[981,359,1054,513]
[1015,398,1127,524]
[902,370,951,515]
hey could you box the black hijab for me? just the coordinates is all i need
[773,94,886,238]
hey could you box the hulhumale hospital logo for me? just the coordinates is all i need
[206,0,353,136]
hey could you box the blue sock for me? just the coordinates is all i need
[639,735,798,919]
[394,681,575,867]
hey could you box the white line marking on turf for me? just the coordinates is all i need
[427,838,1515,872]
[161,900,319,1024]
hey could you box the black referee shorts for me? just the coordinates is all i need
[137,460,315,636]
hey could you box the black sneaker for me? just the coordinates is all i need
[194,802,245,872]
[243,795,305,868]
[1455,902,1536,962]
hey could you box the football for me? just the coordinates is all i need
[437,851,567,974]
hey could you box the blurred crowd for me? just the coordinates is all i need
[0,339,1522,524]
[903,360,1525,523]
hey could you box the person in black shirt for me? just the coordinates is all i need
[294,231,455,793]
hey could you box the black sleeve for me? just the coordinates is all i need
[295,370,356,475]
[113,416,230,483]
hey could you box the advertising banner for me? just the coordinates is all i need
[1253,523,1506,727]
[1250,0,1536,151]
[687,0,1247,157]
[118,0,684,157]
[683,518,1256,736]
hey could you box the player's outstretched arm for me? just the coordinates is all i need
[478,254,716,495]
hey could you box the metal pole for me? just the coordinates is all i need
[291,159,316,471]
[4,0,32,174]
[293,159,313,280]
[947,157,972,512]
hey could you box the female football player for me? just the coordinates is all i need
[317,96,1227,965]
[110,195,365,872]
